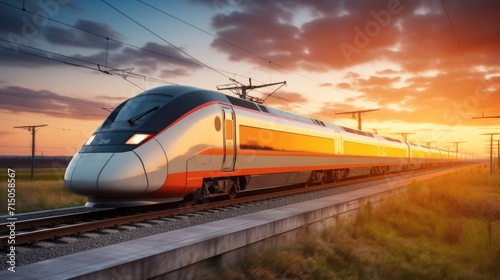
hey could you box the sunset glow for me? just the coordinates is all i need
[1,0,499,157]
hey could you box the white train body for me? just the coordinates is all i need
[64,85,461,207]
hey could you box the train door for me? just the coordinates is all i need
[221,106,236,171]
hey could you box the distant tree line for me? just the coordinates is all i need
[0,156,72,168]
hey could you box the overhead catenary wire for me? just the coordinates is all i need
[440,0,475,82]
[1,4,335,129]
[0,0,262,87]
[0,0,202,67]
[0,2,340,154]
[2,0,337,110]
[3,0,344,121]
[0,1,177,90]
[134,0,347,119]
[0,40,175,91]
[136,0,271,64]
[136,0,350,97]
[101,0,234,82]
[440,0,493,99]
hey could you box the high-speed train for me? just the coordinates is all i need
[64,85,461,207]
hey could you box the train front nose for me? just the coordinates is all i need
[64,152,148,196]
[64,141,167,197]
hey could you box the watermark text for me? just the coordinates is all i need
[6,168,17,272]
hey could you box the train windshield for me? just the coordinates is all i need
[102,94,172,128]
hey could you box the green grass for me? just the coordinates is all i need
[0,168,86,214]
[216,165,500,280]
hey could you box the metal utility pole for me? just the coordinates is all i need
[472,114,500,119]
[394,132,415,142]
[14,124,48,181]
[217,78,286,103]
[497,140,500,168]
[491,140,500,169]
[335,108,379,130]
[450,141,465,161]
[480,133,500,176]
[473,115,500,174]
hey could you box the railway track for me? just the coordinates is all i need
[0,165,464,249]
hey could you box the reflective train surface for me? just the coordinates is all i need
[64,85,462,207]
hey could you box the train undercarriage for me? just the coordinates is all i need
[183,161,459,205]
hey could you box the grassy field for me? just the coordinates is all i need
[216,165,500,280]
[0,168,86,214]
[1,165,499,279]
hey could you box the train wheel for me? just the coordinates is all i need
[183,186,208,206]
[304,179,311,188]
[318,171,326,185]
[183,193,195,206]
[335,169,347,181]
[309,170,326,185]
[226,178,240,200]
[227,189,237,200]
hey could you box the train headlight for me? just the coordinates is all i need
[126,133,152,145]
[84,134,96,146]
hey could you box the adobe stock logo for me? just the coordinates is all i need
[340,0,407,63]
[7,0,71,52]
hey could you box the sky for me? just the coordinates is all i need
[0,0,499,158]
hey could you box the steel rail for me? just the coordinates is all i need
[0,164,469,249]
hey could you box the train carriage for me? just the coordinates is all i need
[337,127,381,177]
[379,136,410,172]
[64,85,461,207]
[409,143,428,169]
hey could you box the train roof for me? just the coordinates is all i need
[137,85,203,97]
[139,85,330,128]
[137,86,435,148]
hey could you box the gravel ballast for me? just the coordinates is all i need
[0,170,438,270]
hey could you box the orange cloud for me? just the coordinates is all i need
[0,86,115,120]
[204,0,500,126]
